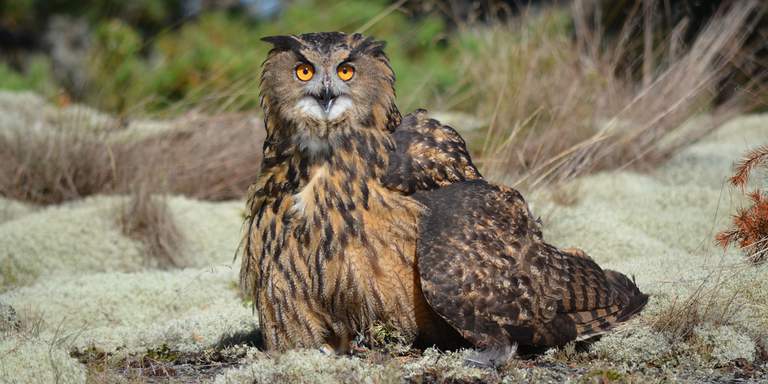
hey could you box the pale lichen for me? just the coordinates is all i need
[0,336,87,384]
[0,266,254,354]
[591,325,673,366]
[693,325,756,366]
[0,198,36,224]
[213,349,401,384]
[1,95,767,381]
[0,195,242,290]
[402,348,493,382]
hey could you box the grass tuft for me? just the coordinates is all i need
[0,97,264,205]
[0,118,118,205]
[122,112,265,201]
[0,99,263,268]
[650,280,743,342]
[117,185,183,268]
[458,2,763,190]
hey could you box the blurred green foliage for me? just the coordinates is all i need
[1,0,179,32]
[0,56,54,96]
[0,0,36,26]
[0,0,462,115]
[88,19,148,113]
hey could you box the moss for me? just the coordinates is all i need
[366,322,413,356]
[542,342,584,364]
[658,114,768,189]
[0,195,242,290]
[402,348,494,382]
[0,91,114,136]
[0,90,179,143]
[213,349,402,384]
[0,196,146,290]
[167,197,243,268]
[583,369,625,383]
[532,114,768,375]
[0,301,20,333]
[144,343,181,363]
[0,198,36,224]
[693,325,756,366]
[591,326,674,366]
[0,93,245,287]
[74,343,261,382]
[530,114,768,299]
[214,348,506,384]
[0,336,87,384]
[1,104,767,381]
[0,266,254,354]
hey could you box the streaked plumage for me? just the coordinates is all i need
[382,109,482,194]
[240,31,647,353]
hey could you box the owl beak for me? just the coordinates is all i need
[314,86,337,114]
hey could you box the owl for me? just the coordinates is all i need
[240,32,648,353]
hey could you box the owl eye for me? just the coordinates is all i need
[337,64,354,81]
[295,63,314,81]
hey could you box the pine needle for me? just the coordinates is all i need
[730,145,768,189]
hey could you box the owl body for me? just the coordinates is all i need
[244,126,436,351]
[241,32,647,353]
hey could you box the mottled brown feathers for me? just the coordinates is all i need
[413,180,648,348]
[242,32,431,351]
[383,109,482,194]
[241,31,646,353]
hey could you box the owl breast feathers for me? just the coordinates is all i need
[242,31,647,353]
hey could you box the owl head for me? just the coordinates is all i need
[259,32,401,157]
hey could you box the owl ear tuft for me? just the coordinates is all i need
[349,34,386,59]
[261,35,303,53]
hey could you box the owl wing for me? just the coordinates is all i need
[412,180,648,348]
[382,109,482,194]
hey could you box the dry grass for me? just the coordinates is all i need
[458,1,763,190]
[0,108,263,268]
[117,184,183,268]
[123,112,265,201]
[0,2,765,315]
[0,111,264,205]
[0,123,118,205]
[2,3,761,201]
[717,145,768,264]
[650,274,745,342]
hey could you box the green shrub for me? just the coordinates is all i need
[0,0,179,34]
[0,56,55,96]
[2,0,459,115]
[86,19,148,114]
[145,12,265,113]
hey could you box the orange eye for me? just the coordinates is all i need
[337,64,354,81]
[295,63,314,81]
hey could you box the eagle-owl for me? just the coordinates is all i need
[240,32,648,352]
